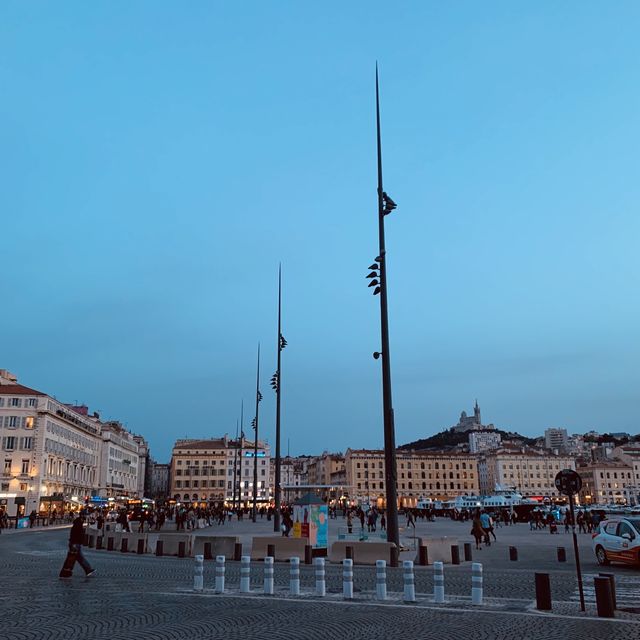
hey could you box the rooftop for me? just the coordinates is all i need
[173,438,266,451]
[0,383,45,396]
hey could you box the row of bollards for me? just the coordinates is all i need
[194,555,483,605]
[535,571,617,618]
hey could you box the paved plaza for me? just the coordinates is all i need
[1,518,639,639]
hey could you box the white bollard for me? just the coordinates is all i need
[375,559,387,601]
[343,558,354,600]
[240,555,251,593]
[471,562,483,605]
[434,561,445,603]
[215,555,225,594]
[264,556,274,595]
[193,554,204,592]
[315,557,326,597]
[403,560,416,602]
[289,557,300,596]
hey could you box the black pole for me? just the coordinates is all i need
[569,492,586,611]
[238,401,244,509]
[375,65,399,547]
[252,343,261,522]
[232,419,238,511]
[274,264,283,533]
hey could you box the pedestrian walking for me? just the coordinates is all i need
[479,511,492,546]
[59,515,96,578]
[471,513,484,550]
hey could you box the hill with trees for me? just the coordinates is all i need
[399,428,536,451]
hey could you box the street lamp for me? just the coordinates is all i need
[366,65,400,547]
[271,264,287,533]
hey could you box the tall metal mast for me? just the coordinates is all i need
[252,343,261,522]
[375,65,399,546]
[272,265,285,532]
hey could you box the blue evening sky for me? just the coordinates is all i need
[2,3,639,461]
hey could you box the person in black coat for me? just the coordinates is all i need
[59,515,95,578]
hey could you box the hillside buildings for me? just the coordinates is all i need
[544,428,569,452]
[468,430,502,454]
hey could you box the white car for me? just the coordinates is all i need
[592,517,640,568]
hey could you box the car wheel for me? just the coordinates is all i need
[596,546,609,566]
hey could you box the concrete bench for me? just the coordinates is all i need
[328,541,397,565]
[120,532,147,553]
[86,528,102,548]
[157,533,191,556]
[414,536,459,564]
[191,535,239,559]
[102,531,123,551]
[250,536,308,561]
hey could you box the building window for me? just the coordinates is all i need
[19,483,27,491]
[175,480,182,488]
[27,398,37,407]
[24,417,34,429]
[20,437,33,450]
[2,437,16,451]
[10,398,22,407]
[3,459,10,473]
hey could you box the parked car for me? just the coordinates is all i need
[592,517,640,567]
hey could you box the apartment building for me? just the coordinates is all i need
[478,445,575,497]
[170,436,270,505]
[0,371,101,515]
[344,448,480,506]
[307,452,345,486]
[577,460,635,505]
[0,370,148,516]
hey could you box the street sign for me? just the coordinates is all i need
[554,468,585,612]
[555,469,582,496]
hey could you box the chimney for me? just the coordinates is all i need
[0,370,18,384]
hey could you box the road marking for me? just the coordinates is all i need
[161,590,640,625]
[572,574,640,606]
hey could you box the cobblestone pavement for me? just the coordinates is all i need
[1,528,638,639]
